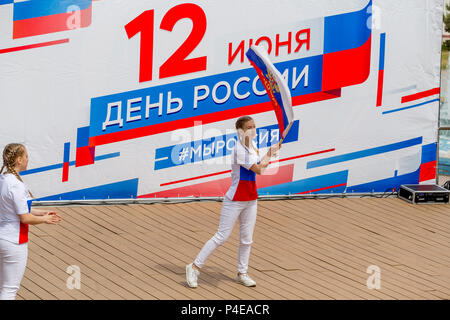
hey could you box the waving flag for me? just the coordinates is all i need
[246,45,294,140]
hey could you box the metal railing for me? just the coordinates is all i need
[31,191,399,206]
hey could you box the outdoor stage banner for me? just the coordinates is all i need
[0,0,443,200]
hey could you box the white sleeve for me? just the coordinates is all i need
[9,183,30,215]
[235,144,258,170]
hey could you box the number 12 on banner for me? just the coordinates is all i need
[125,3,208,83]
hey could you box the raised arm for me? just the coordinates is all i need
[30,208,61,218]
[19,212,61,225]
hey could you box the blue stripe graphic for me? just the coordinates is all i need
[379,33,386,70]
[382,99,439,115]
[421,143,437,164]
[94,152,121,161]
[307,137,423,169]
[36,178,138,201]
[76,126,90,148]
[21,152,120,176]
[258,170,348,195]
[63,142,70,163]
[346,167,420,193]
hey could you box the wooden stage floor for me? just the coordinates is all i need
[16,197,450,300]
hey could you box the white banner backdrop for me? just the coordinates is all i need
[0,0,443,200]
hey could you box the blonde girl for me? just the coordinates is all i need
[0,143,61,300]
[186,116,281,288]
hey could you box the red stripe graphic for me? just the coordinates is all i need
[376,69,384,107]
[62,162,69,182]
[419,160,436,182]
[272,148,336,164]
[401,88,440,104]
[233,180,258,201]
[292,89,341,106]
[160,169,231,187]
[0,38,69,54]
[141,164,294,198]
[18,222,29,244]
[160,148,335,187]
[75,146,95,167]
[297,183,347,194]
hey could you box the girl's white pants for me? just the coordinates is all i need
[194,198,257,274]
[0,239,28,300]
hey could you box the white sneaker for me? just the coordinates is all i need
[236,273,256,287]
[186,263,200,288]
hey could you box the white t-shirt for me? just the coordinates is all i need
[225,139,260,201]
[0,173,31,244]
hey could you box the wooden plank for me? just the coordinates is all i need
[117,204,272,300]
[30,234,135,299]
[17,198,450,300]
[280,199,450,296]
[155,202,390,300]
[56,205,197,299]
[304,199,450,274]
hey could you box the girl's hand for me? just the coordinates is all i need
[46,211,62,219]
[268,142,281,157]
[43,212,61,224]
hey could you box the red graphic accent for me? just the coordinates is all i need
[0,39,69,55]
[18,222,29,244]
[159,149,335,188]
[161,169,231,187]
[125,3,207,82]
[297,183,347,194]
[160,148,335,187]
[62,162,69,182]
[376,69,384,107]
[89,91,340,148]
[13,5,92,39]
[139,164,294,198]
[232,180,258,201]
[273,148,336,164]
[322,35,372,92]
[419,160,436,182]
[159,3,207,79]
[401,88,440,104]
[75,146,95,167]
[292,89,341,106]
[125,10,154,82]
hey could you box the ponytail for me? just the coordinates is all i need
[2,143,34,198]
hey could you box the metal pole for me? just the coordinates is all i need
[30,192,398,207]
[438,0,446,185]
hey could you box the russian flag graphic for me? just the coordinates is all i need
[321,0,372,91]
[233,166,258,201]
[11,0,93,39]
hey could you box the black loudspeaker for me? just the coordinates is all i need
[398,184,450,204]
